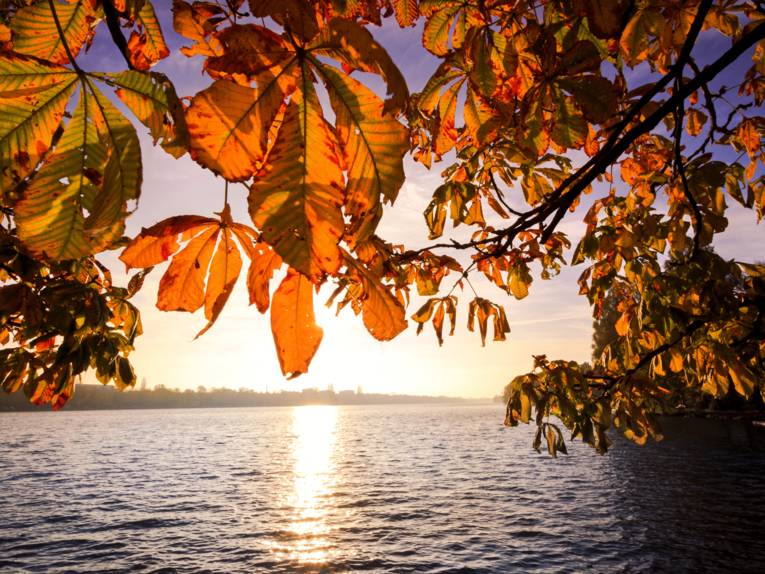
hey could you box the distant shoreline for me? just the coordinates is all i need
[0,384,496,412]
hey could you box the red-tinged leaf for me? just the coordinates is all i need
[120,215,214,268]
[127,0,170,71]
[271,268,323,378]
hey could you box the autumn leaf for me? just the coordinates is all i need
[120,209,259,335]
[238,238,282,313]
[467,297,510,346]
[248,86,345,281]
[318,63,408,246]
[412,296,456,346]
[97,70,189,158]
[0,54,78,193]
[15,82,142,259]
[271,267,323,378]
[127,0,169,70]
[344,253,408,341]
[11,0,99,65]
[312,18,409,115]
[393,0,419,27]
[172,0,224,57]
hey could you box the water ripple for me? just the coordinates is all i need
[1,405,764,573]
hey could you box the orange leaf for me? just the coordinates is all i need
[157,225,219,312]
[119,215,213,268]
[196,228,243,338]
[244,240,282,313]
[271,268,323,378]
[186,78,288,181]
[249,89,345,281]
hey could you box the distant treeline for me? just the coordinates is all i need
[0,384,479,412]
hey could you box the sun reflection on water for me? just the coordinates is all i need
[275,405,339,565]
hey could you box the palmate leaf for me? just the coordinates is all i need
[120,209,261,336]
[318,63,408,246]
[0,54,78,193]
[11,0,99,65]
[270,267,323,379]
[14,81,142,259]
[248,83,345,282]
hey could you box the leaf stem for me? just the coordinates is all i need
[47,0,84,75]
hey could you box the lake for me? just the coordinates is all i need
[1,404,764,573]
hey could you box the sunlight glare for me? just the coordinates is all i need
[283,406,338,565]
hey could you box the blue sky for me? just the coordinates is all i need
[76,1,765,398]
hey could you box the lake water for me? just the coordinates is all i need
[1,404,764,573]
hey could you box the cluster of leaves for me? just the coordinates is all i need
[1,0,765,456]
[0,215,145,409]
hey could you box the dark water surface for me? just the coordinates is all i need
[1,404,764,573]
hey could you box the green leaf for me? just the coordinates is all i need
[15,82,141,259]
[0,54,78,193]
[11,0,99,65]
[99,70,189,158]
[318,63,408,246]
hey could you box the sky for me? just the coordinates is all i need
[75,1,765,398]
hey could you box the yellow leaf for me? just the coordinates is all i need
[271,268,323,378]
[0,55,77,194]
[104,70,189,158]
[318,64,408,246]
[508,264,532,300]
[312,19,409,115]
[11,0,98,65]
[249,86,345,281]
[196,228,243,338]
[15,83,141,259]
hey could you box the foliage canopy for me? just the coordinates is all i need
[2,0,765,454]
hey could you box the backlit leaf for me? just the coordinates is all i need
[0,54,77,193]
[11,0,98,65]
[271,268,323,378]
[319,64,408,246]
[127,0,170,70]
[15,82,142,259]
[248,86,345,281]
